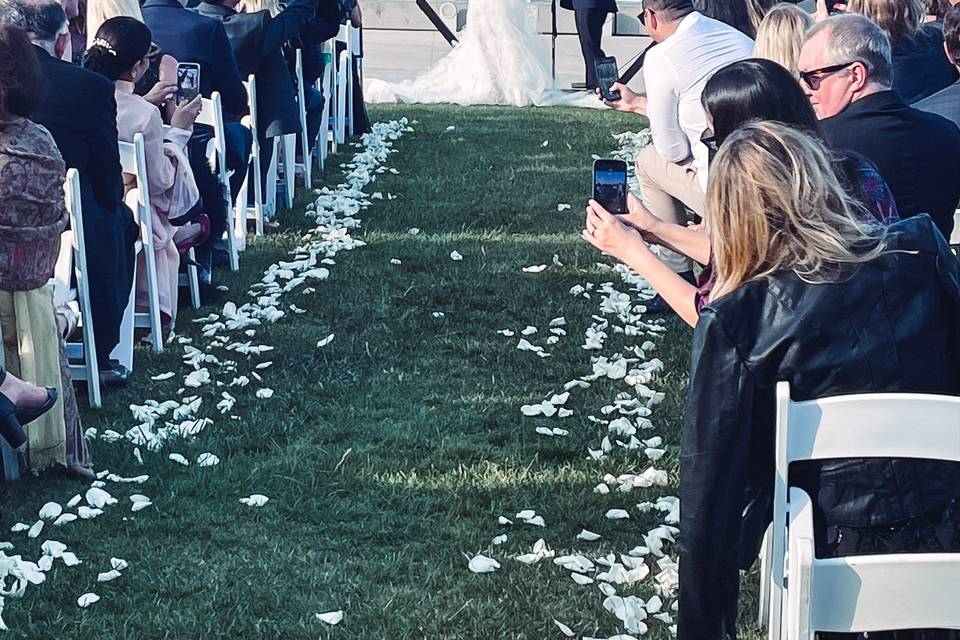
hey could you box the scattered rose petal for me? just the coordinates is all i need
[468,554,500,574]
[77,593,99,608]
[316,611,344,625]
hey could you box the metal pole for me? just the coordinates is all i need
[551,0,558,82]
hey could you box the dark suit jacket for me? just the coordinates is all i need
[821,90,960,239]
[30,46,137,363]
[560,0,617,12]
[891,23,958,105]
[141,0,248,119]
[289,1,341,86]
[196,0,318,139]
[914,78,960,132]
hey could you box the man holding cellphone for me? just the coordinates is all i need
[604,0,752,311]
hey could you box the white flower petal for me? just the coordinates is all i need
[467,554,500,574]
[77,593,100,608]
[316,611,344,625]
[38,503,62,521]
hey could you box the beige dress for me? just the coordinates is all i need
[114,80,199,326]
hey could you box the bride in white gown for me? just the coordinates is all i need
[365,0,598,107]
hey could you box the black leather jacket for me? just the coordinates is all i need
[679,215,960,640]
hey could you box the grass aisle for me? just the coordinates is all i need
[0,104,752,640]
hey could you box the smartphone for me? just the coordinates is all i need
[593,159,628,215]
[595,56,621,102]
[176,63,201,105]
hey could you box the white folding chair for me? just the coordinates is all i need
[335,25,350,146]
[238,75,280,234]
[315,37,336,164]
[348,26,362,138]
[289,48,313,188]
[768,382,960,640]
[57,169,101,408]
[279,132,296,208]
[197,91,242,269]
[118,133,164,353]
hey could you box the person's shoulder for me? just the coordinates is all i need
[906,101,960,143]
[885,215,946,252]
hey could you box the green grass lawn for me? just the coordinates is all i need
[0,104,759,639]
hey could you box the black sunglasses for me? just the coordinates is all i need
[799,61,855,90]
[639,7,650,25]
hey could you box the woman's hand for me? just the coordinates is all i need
[582,199,649,262]
[599,82,648,114]
[622,192,662,235]
[170,95,202,132]
[143,78,177,107]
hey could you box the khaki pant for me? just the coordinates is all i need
[635,145,706,273]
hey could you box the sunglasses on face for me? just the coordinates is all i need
[701,130,719,163]
[639,7,650,25]
[799,61,855,90]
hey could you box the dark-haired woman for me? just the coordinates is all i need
[84,16,202,330]
[600,58,898,326]
[0,24,92,477]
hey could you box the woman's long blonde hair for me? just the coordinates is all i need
[707,121,886,300]
[237,0,282,16]
[86,0,143,49]
[846,0,925,40]
[753,3,815,76]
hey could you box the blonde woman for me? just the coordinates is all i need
[86,0,142,49]
[584,120,960,638]
[846,0,959,102]
[753,3,813,75]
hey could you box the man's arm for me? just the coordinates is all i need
[643,61,691,164]
[209,21,249,118]
[85,76,125,210]
[678,309,754,640]
[262,0,320,54]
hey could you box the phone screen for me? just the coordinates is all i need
[595,57,621,102]
[176,64,200,105]
[593,160,628,215]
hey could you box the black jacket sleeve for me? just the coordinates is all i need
[678,309,754,640]
[86,77,125,211]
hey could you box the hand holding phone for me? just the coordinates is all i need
[595,56,621,102]
[593,159,628,215]
[176,63,201,105]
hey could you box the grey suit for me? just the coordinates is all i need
[914,79,960,132]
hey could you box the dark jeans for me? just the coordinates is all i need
[575,9,609,89]
[817,498,960,640]
[304,84,325,152]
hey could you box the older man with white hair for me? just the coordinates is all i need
[798,13,960,239]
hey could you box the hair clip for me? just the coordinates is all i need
[91,38,116,55]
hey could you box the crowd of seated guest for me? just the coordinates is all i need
[0,0,363,480]
[583,0,960,637]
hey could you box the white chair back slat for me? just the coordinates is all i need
[118,133,163,353]
[61,168,101,408]
[767,382,960,640]
[241,75,266,235]
[294,48,313,188]
[199,91,241,271]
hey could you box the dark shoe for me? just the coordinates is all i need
[0,395,27,449]
[99,363,129,389]
[637,271,699,315]
[15,387,58,426]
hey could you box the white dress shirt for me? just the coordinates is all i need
[643,12,754,189]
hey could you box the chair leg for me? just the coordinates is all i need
[110,258,138,374]
[143,250,164,353]
[187,247,201,310]
[758,525,772,628]
[282,133,296,208]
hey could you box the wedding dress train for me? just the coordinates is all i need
[365,0,600,107]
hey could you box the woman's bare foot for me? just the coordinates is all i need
[0,371,49,408]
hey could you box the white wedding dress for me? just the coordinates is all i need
[365,0,598,107]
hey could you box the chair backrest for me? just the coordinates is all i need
[348,25,361,57]
[117,133,155,249]
[244,74,260,148]
[197,92,232,190]
[294,48,307,126]
[773,382,960,638]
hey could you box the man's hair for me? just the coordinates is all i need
[0,0,68,44]
[642,0,696,22]
[805,13,893,88]
[944,4,960,62]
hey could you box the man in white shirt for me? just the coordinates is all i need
[608,0,753,290]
